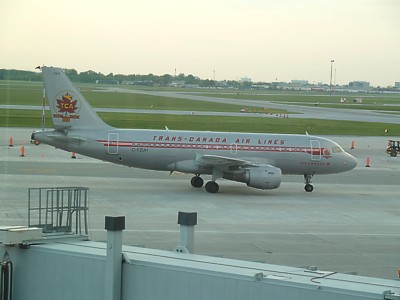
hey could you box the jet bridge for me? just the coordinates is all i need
[1,213,400,300]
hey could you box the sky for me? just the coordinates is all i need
[1,0,400,86]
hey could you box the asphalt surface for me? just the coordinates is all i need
[1,127,400,280]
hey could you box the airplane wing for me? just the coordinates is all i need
[195,154,259,169]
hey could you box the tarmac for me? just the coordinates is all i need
[1,127,400,280]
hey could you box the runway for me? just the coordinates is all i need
[1,127,400,279]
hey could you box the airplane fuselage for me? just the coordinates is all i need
[32,66,357,193]
[34,128,356,176]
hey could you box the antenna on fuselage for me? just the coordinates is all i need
[35,66,45,131]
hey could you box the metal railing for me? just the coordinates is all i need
[28,187,89,236]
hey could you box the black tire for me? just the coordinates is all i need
[304,184,314,192]
[191,176,204,188]
[205,181,219,193]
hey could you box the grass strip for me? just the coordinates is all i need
[1,109,398,136]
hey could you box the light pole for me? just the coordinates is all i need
[330,59,335,95]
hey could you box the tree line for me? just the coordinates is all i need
[0,68,249,88]
[0,69,42,81]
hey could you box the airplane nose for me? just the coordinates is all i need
[344,153,357,170]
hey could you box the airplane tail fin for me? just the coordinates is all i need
[42,66,110,130]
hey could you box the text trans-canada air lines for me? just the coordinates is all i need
[31,67,357,194]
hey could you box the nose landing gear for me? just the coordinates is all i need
[304,174,314,192]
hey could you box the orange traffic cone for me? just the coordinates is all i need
[20,146,25,157]
[365,157,370,167]
[9,136,14,147]
[351,140,355,150]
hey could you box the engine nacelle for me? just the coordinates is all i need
[224,165,282,190]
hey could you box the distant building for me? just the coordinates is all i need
[288,79,311,91]
[169,80,185,88]
[96,79,119,85]
[290,80,308,86]
[349,81,370,90]
[183,83,199,89]
[252,83,270,89]
[239,77,251,83]
[310,87,324,92]
[122,80,153,86]
[283,80,310,91]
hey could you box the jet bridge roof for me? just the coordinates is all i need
[16,241,400,300]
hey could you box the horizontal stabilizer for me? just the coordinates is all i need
[32,130,87,144]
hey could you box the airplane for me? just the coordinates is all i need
[31,67,357,193]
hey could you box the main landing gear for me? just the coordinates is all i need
[190,175,219,193]
[205,181,219,193]
[191,174,316,193]
[304,174,314,192]
[190,175,204,188]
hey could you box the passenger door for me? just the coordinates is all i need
[310,140,321,161]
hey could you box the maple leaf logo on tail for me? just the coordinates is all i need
[52,92,81,123]
[57,93,78,113]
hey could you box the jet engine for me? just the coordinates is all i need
[224,165,281,190]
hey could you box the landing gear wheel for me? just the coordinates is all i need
[304,184,314,192]
[190,176,204,188]
[304,174,314,193]
[205,181,219,193]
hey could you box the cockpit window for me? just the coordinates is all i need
[332,146,343,153]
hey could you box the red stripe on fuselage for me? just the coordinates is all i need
[96,140,325,154]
